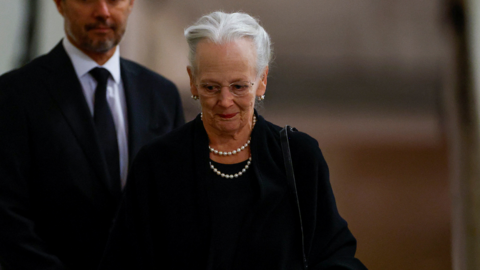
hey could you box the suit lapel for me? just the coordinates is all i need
[41,42,118,198]
[120,60,148,163]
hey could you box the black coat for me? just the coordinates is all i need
[100,113,367,270]
[0,42,185,270]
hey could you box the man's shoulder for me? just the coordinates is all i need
[0,54,53,90]
[119,58,182,108]
[120,58,175,87]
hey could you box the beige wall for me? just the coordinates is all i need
[0,0,63,75]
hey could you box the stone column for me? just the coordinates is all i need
[445,0,480,269]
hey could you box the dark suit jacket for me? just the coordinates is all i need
[99,113,367,270]
[0,42,185,270]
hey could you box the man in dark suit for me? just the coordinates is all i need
[0,0,184,269]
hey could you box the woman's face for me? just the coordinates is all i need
[188,38,268,136]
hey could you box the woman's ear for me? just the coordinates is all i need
[187,66,198,96]
[256,66,269,96]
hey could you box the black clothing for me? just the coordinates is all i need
[208,160,256,269]
[0,41,185,270]
[99,113,367,270]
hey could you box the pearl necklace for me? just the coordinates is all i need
[209,139,251,156]
[202,114,257,156]
[209,157,252,179]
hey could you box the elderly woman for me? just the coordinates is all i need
[100,11,367,270]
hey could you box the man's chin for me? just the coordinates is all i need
[82,40,117,53]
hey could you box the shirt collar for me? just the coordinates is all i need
[62,38,121,83]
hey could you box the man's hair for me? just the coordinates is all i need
[184,11,272,77]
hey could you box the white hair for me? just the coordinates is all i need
[184,11,272,77]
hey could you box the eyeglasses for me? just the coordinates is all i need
[196,81,255,97]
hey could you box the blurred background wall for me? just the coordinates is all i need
[0,0,458,269]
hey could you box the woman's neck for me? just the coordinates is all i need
[205,117,255,164]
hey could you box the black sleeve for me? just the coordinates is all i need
[308,157,367,270]
[290,133,367,270]
[0,82,66,270]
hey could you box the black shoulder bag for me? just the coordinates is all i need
[280,125,308,270]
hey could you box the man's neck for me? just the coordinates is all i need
[66,36,116,66]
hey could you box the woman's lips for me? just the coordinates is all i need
[218,113,237,119]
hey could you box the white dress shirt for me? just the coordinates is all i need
[63,38,129,188]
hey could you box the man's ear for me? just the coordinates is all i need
[187,66,198,96]
[128,0,135,12]
[53,0,65,16]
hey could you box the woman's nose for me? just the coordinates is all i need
[217,87,235,107]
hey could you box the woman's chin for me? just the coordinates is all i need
[215,122,241,134]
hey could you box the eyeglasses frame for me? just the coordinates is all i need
[195,81,255,97]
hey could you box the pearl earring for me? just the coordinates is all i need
[257,95,265,101]
[191,95,199,100]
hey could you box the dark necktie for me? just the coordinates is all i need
[89,67,120,191]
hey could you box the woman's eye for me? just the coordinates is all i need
[202,84,219,92]
[233,84,249,91]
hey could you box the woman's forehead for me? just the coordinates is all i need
[195,39,257,79]
[196,39,256,65]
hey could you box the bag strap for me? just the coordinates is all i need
[280,125,308,269]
